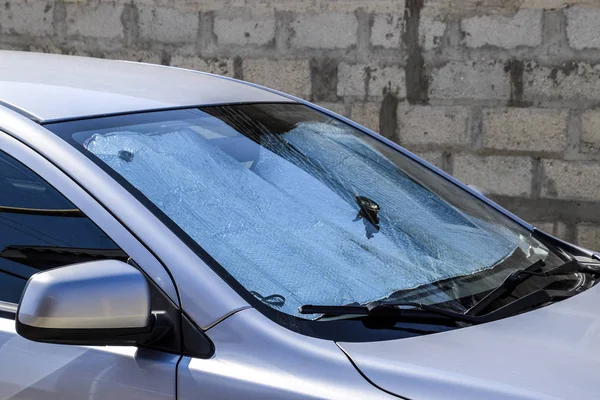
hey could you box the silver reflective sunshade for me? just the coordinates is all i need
[84,116,517,317]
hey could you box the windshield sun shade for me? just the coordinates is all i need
[79,106,521,317]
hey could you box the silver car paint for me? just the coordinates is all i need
[19,260,151,330]
[179,308,393,399]
[339,280,600,400]
[0,106,249,329]
[0,51,292,122]
[0,318,178,400]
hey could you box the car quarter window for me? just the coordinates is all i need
[0,150,128,305]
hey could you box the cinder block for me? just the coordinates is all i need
[483,108,568,153]
[290,13,358,49]
[367,65,405,97]
[533,221,568,240]
[421,0,588,14]
[315,102,348,117]
[581,110,600,151]
[132,0,246,12]
[524,61,600,103]
[66,3,124,39]
[337,63,405,97]
[397,105,469,146]
[577,223,600,251]
[0,43,26,51]
[566,6,600,50]
[170,55,234,77]
[461,9,542,48]
[534,221,555,234]
[243,58,311,98]
[249,0,319,12]
[104,50,162,64]
[414,150,445,169]
[429,60,510,100]
[214,12,275,46]
[322,0,405,12]
[371,13,403,48]
[139,6,198,43]
[337,63,365,96]
[453,154,533,197]
[351,102,380,132]
[523,0,599,7]
[542,160,600,200]
[420,17,446,50]
[0,1,53,36]
[28,44,64,54]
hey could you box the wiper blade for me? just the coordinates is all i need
[466,259,583,316]
[300,287,577,326]
[299,301,481,324]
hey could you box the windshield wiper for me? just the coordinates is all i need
[466,259,589,316]
[300,259,591,326]
[300,287,577,326]
[299,301,481,324]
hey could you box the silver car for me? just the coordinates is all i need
[0,50,598,400]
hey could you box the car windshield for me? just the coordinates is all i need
[47,103,562,318]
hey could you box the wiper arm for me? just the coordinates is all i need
[299,301,481,324]
[466,259,585,316]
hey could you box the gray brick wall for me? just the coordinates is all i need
[2,0,600,249]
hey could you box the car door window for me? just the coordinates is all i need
[0,150,127,304]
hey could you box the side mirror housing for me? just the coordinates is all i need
[16,260,155,346]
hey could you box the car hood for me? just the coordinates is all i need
[338,284,600,400]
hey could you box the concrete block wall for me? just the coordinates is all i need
[2,0,600,249]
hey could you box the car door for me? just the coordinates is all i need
[0,133,179,400]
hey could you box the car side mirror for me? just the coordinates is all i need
[16,260,157,346]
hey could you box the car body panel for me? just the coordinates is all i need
[178,308,393,399]
[339,282,600,400]
[0,51,291,122]
[0,318,178,400]
[0,106,248,329]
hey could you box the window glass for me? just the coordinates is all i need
[0,151,127,304]
[46,105,562,320]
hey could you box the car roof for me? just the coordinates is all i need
[0,51,293,123]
